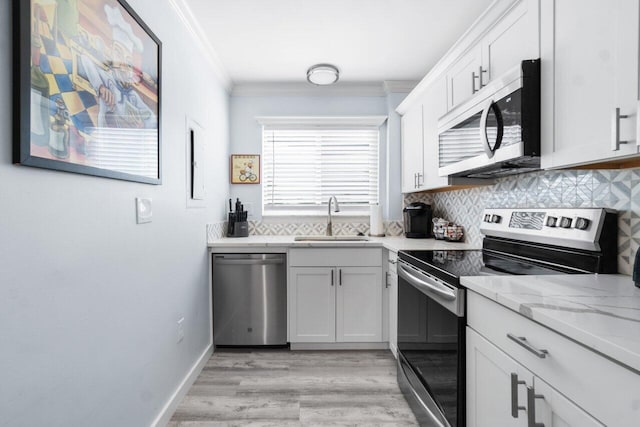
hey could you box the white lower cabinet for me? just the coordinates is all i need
[467,327,531,427]
[386,250,398,356]
[467,291,638,426]
[533,377,604,427]
[288,248,383,345]
[467,327,602,427]
[336,267,382,342]
[289,267,336,342]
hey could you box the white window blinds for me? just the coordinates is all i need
[261,118,383,215]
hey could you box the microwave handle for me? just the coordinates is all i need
[480,99,504,159]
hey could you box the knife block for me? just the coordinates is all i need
[227,212,249,237]
[230,221,248,237]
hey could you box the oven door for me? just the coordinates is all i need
[397,260,465,427]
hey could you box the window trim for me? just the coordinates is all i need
[259,116,387,217]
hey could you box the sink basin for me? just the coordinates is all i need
[294,235,370,242]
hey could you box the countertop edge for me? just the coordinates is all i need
[461,275,640,375]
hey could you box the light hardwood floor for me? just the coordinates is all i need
[168,349,419,426]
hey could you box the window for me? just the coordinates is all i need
[260,116,385,216]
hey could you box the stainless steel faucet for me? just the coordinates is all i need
[326,196,341,236]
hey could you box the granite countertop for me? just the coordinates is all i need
[461,274,640,373]
[208,235,479,253]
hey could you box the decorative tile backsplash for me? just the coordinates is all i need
[406,168,640,275]
[208,218,405,240]
[248,219,405,237]
[206,221,226,241]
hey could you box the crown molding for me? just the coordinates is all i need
[383,81,418,94]
[168,0,233,91]
[231,82,388,97]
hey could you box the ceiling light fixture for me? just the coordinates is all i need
[307,64,340,86]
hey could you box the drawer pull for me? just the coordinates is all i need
[510,373,526,418]
[389,259,398,265]
[527,386,545,427]
[507,333,549,359]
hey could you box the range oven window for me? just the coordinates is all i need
[397,273,463,426]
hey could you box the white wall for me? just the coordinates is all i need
[0,1,229,426]
[230,92,406,220]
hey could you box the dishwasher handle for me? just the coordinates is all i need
[213,254,285,265]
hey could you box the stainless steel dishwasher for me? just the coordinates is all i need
[212,253,287,346]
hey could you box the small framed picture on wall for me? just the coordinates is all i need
[230,154,260,184]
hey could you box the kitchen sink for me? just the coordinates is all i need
[294,235,370,242]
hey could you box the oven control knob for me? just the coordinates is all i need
[574,217,590,230]
[491,214,502,224]
[559,217,573,228]
[483,214,492,222]
[545,216,558,227]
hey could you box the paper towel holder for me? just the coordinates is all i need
[368,203,386,237]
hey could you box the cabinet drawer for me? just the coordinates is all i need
[289,248,382,267]
[468,291,640,426]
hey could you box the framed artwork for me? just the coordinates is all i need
[230,154,260,184]
[13,0,162,184]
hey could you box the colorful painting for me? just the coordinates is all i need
[230,155,260,184]
[13,0,161,184]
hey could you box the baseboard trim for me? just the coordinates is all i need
[290,342,389,351]
[151,344,213,427]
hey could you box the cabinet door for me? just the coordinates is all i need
[446,46,483,110]
[482,0,539,83]
[533,378,604,427]
[289,267,336,343]
[422,76,449,189]
[401,105,424,193]
[467,327,531,427]
[336,267,382,342]
[387,268,398,356]
[541,0,640,169]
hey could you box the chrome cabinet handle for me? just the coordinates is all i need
[330,269,334,287]
[416,172,424,187]
[472,71,478,94]
[413,173,418,188]
[507,333,549,358]
[385,272,391,288]
[478,66,487,88]
[389,259,398,265]
[338,269,342,286]
[611,107,630,151]
[527,386,545,427]
[510,373,527,418]
[472,67,488,94]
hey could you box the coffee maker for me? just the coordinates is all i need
[403,202,432,238]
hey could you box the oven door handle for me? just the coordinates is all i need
[398,263,456,301]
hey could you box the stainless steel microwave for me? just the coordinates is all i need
[437,59,540,178]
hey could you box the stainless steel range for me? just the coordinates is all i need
[396,208,618,427]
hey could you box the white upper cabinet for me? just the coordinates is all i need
[401,104,425,193]
[541,0,640,169]
[422,77,449,190]
[446,46,484,111]
[447,0,540,112]
[481,0,540,83]
[399,0,541,192]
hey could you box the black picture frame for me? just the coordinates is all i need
[13,0,162,184]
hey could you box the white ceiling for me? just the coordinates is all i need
[178,0,494,86]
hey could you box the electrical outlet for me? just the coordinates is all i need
[177,317,184,343]
[245,202,254,218]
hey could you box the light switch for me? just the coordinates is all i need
[136,198,152,224]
